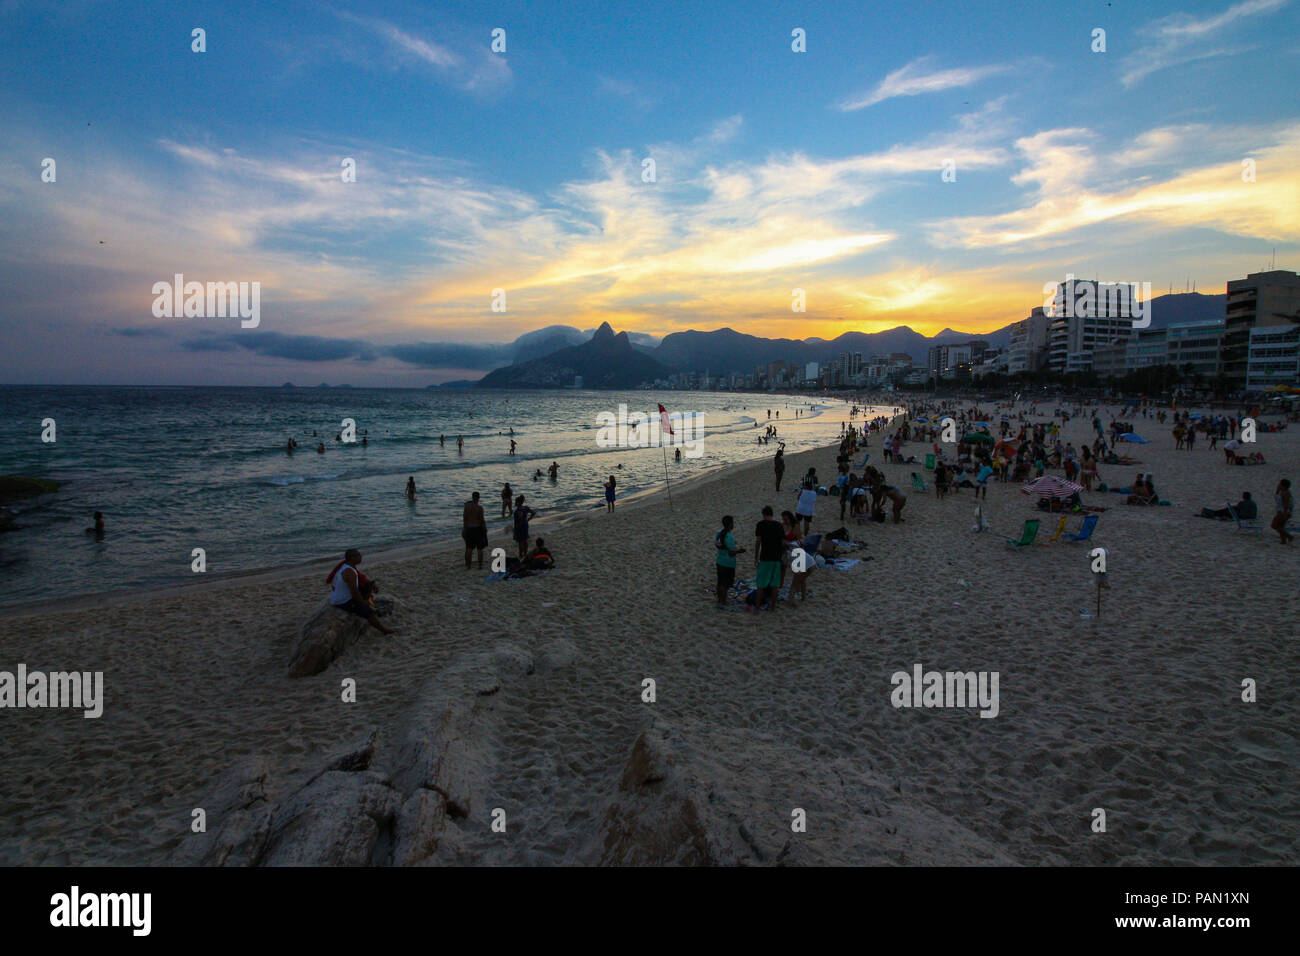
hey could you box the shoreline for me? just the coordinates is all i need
[0,438,828,621]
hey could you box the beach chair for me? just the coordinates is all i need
[911,473,927,492]
[1005,519,1040,548]
[1226,502,1261,533]
[1041,515,1068,543]
[1063,514,1098,542]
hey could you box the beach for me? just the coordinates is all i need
[1,402,1297,866]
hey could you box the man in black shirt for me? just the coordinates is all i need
[754,505,786,611]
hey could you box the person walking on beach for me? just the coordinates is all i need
[1272,479,1293,544]
[714,515,743,606]
[513,495,536,557]
[605,475,617,512]
[774,444,785,491]
[795,479,817,534]
[462,492,488,569]
[500,482,513,517]
[754,506,784,611]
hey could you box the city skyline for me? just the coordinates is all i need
[2,0,1298,386]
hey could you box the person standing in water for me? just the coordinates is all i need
[457,435,464,452]
[548,461,559,479]
[501,482,513,518]
[405,477,417,500]
[605,475,617,512]
[509,439,517,455]
[440,435,445,447]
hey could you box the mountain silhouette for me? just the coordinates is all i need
[477,321,671,388]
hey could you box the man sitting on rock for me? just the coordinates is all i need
[327,549,395,634]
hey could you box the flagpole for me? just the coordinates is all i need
[657,402,674,510]
[662,444,673,509]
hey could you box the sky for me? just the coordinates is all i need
[1,0,1298,386]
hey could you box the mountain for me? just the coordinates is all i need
[477,322,671,389]
[458,292,1226,387]
[1145,292,1226,330]
[651,324,1012,372]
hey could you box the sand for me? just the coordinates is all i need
[1,401,1297,865]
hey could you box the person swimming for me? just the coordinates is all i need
[316,442,326,453]
[86,511,105,537]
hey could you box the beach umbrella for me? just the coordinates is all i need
[1021,475,1082,499]
[962,433,995,444]
[972,421,990,428]
[1119,433,1149,443]
[993,439,1019,458]
[914,417,930,422]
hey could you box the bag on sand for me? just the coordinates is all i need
[871,506,886,523]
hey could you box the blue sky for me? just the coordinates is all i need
[1,0,1297,385]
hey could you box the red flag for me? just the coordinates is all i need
[658,403,674,436]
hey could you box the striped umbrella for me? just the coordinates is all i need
[1021,475,1083,499]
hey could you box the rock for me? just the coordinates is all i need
[288,599,396,678]
[259,770,400,866]
[192,642,559,866]
[598,720,752,866]
[174,758,275,867]
[391,789,447,866]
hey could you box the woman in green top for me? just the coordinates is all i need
[714,515,744,605]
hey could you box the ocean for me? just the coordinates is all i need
[0,386,874,607]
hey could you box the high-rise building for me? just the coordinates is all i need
[1222,270,1300,387]
[1008,307,1051,374]
[1047,279,1140,373]
[1246,325,1300,390]
[927,341,988,381]
[805,361,819,381]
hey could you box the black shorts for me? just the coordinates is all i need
[334,598,374,619]
[716,564,736,594]
[463,526,488,548]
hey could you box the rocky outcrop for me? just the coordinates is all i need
[598,719,756,866]
[181,642,571,866]
[287,597,395,678]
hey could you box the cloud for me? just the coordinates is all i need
[928,122,1300,249]
[836,57,1010,111]
[332,11,512,95]
[1121,0,1289,87]
[182,331,377,362]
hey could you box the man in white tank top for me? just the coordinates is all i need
[328,549,394,634]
